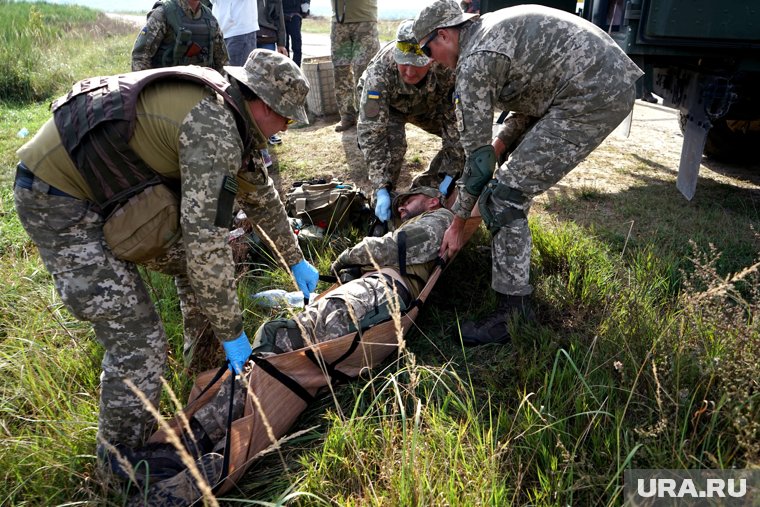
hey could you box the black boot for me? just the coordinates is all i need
[460,294,533,346]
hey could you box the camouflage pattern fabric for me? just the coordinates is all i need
[257,276,403,352]
[331,208,452,280]
[357,42,463,193]
[443,6,643,218]
[131,0,229,73]
[13,86,303,453]
[414,3,642,296]
[331,20,381,121]
[254,207,453,353]
[14,186,167,449]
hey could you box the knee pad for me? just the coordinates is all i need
[463,145,497,197]
[479,181,527,234]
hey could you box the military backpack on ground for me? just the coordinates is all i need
[284,179,369,232]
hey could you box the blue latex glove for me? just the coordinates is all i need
[223,331,252,374]
[374,188,391,222]
[439,175,453,196]
[291,259,319,298]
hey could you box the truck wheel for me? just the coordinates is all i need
[678,114,760,162]
[704,119,760,162]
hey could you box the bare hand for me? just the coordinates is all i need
[492,137,506,162]
[439,216,466,261]
[277,46,289,57]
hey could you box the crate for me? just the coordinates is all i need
[302,56,338,116]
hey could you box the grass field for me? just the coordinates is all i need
[0,2,758,505]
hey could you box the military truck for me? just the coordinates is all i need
[480,0,760,200]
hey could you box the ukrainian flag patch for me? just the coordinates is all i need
[367,90,380,100]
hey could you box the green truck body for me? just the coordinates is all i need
[481,0,760,199]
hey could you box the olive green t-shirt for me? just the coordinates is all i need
[332,0,377,23]
[17,81,213,200]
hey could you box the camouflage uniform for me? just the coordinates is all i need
[331,0,380,124]
[13,52,308,455]
[132,0,229,73]
[254,206,453,353]
[357,41,463,194]
[414,2,642,296]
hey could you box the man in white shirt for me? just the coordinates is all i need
[211,0,260,65]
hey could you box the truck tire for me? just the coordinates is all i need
[679,113,760,162]
[703,119,760,162]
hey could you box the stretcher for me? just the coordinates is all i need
[142,207,482,503]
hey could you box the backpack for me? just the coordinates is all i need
[284,179,369,232]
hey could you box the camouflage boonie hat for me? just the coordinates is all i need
[225,49,309,124]
[393,20,431,67]
[413,0,479,44]
[393,186,442,211]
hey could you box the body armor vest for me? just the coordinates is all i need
[360,211,439,299]
[154,0,218,68]
[51,66,254,215]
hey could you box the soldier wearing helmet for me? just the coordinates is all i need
[13,49,319,474]
[357,19,464,227]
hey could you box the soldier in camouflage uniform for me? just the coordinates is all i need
[13,50,319,473]
[358,20,464,225]
[132,0,229,72]
[253,186,452,353]
[413,0,643,345]
[112,187,450,505]
[331,0,381,132]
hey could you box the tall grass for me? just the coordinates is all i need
[0,2,136,102]
[0,3,758,505]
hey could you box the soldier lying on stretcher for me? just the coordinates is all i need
[252,185,453,354]
[114,186,452,502]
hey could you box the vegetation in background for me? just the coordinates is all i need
[1,4,758,505]
[0,1,136,102]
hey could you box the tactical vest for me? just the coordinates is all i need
[153,0,218,68]
[51,66,254,215]
[361,211,439,299]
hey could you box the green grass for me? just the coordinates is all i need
[1,4,759,505]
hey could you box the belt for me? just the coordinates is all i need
[14,163,76,198]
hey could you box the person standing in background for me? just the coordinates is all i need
[131,0,229,72]
[330,0,381,133]
[210,0,259,66]
[283,0,310,67]
[258,0,289,146]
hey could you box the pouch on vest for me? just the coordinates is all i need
[284,179,369,233]
[103,183,181,263]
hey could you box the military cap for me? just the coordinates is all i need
[413,0,479,44]
[225,49,309,124]
[393,20,431,67]
[393,185,443,211]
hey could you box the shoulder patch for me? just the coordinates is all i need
[367,90,381,100]
[364,99,380,118]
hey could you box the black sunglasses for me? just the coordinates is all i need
[420,31,439,58]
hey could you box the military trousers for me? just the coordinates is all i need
[14,181,168,451]
[331,20,380,120]
[485,85,637,296]
[255,275,409,354]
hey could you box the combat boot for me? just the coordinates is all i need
[460,294,533,346]
[334,115,356,132]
